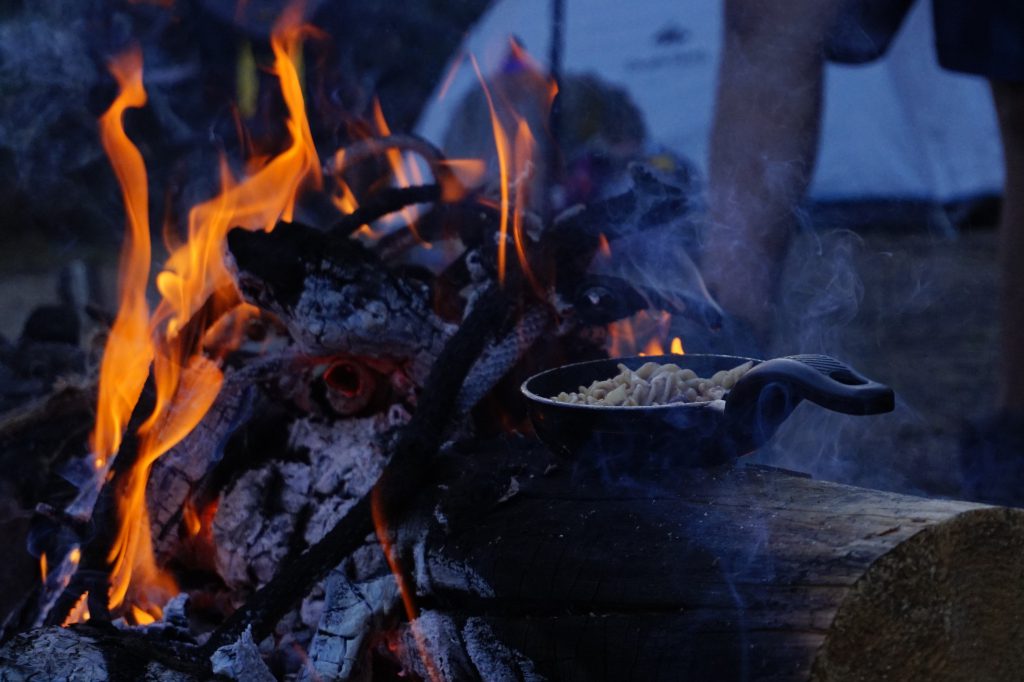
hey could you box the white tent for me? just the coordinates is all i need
[417,0,1003,202]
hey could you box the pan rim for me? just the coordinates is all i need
[520,353,761,413]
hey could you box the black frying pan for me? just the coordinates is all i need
[521,354,895,467]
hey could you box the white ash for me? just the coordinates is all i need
[295,414,395,546]
[396,611,543,682]
[0,627,192,680]
[210,625,275,682]
[162,593,190,629]
[346,542,393,585]
[462,617,543,682]
[302,572,400,682]
[298,582,327,632]
[213,461,311,590]
[298,415,392,500]
[395,610,465,681]
[289,272,453,387]
[0,627,108,681]
[418,550,496,599]
[212,413,400,592]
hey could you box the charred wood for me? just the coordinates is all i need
[328,184,441,239]
[301,572,399,681]
[228,222,454,385]
[0,622,209,681]
[201,283,511,654]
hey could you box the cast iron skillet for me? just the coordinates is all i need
[521,354,895,467]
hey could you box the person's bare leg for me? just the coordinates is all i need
[704,0,844,340]
[992,81,1024,414]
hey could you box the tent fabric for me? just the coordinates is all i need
[416,0,1003,202]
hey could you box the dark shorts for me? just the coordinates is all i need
[826,0,1024,83]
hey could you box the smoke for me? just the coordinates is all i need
[774,228,865,355]
[750,226,979,497]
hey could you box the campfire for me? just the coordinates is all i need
[2,3,1024,681]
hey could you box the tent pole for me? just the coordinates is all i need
[545,0,566,226]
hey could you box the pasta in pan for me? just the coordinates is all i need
[551,360,754,407]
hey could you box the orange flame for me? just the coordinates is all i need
[608,311,675,357]
[39,552,47,584]
[94,7,321,617]
[91,47,155,473]
[639,338,665,357]
[436,52,465,103]
[469,54,511,283]
[512,119,544,296]
[62,591,91,626]
[131,604,156,626]
[371,100,428,245]
[607,319,636,357]
[371,488,441,682]
[469,42,555,291]
[437,158,486,200]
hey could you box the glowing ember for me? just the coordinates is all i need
[181,498,202,538]
[92,6,321,618]
[671,337,685,355]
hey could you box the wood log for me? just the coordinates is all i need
[406,444,1024,682]
[5,438,1023,681]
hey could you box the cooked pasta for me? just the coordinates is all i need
[551,360,754,407]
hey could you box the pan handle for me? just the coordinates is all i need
[724,354,895,454]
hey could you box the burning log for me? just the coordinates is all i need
[199,281,513,656]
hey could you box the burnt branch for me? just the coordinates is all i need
[328,184,441,238]
[201,283,511,654]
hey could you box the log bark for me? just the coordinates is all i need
[410,444,1024,682]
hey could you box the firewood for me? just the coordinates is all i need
[6,441,1024,680]
[227,222,455,385]
[201,283,511,654]
[402,443,1024,682]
